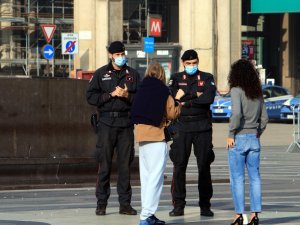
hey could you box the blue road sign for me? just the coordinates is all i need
[43,44,55,60]
[143,37,155,53]
[65,41,76,53]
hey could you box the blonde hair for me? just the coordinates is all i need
[145,62,166,84]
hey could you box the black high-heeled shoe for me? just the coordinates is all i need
[231,214,243,225]
[247,216,259,225]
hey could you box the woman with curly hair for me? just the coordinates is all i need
[226,59,268,225]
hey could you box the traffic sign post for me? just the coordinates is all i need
[43,44,55,60]
[61,33,79,55]
[42,44,55,77]
[40,24,56,43]
[40,24,56,77]
[143,37,155,53]
[61,33,79,77]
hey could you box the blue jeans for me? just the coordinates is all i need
[228,134,261,214]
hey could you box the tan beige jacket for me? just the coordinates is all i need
[135,95,181,142]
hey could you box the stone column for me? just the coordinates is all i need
[215,0,231,92]
[179,0,213,73]
[108,0,123,42]
[74,0,108,72]
[178,0,241,92]
[74,0,123,72]
[216,0,241,92]
[230,0,241,64]
[281,14,292,93]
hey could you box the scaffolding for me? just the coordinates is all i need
[0,0,73,77]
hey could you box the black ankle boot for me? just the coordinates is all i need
[247,216,259,225]
[231,214,243,225]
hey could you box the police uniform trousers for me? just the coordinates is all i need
[169,129,214,209]
[95,122,134,207]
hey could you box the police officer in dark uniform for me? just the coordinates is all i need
[168,49,216,217]
[86,41,141,216]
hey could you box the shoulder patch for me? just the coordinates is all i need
[198,81,205,86]
[178,82,188,86]
[168,79,173,86]
[126,75,134,82]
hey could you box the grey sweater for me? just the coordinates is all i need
[229,87,268,138]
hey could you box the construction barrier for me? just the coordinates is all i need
[76,70,95,80]
[287,104,300,153]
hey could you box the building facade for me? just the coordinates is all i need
[73,0,240,92]
[1,0,300,94]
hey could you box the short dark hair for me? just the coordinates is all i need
[181,49,198,61]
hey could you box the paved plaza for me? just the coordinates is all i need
[0,122,300,225]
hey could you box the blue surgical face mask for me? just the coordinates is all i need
[184,65,198,75]
[113,56,126,67]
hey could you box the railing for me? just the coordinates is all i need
[287,104,300,153]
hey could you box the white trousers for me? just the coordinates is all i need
[139,141,168,220]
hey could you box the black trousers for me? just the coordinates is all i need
[169,129,215,209]
[95,122,134,207]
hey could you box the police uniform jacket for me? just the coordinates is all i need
[169,70,216,132]
[86,61,140,128]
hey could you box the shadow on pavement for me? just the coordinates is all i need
[263,216,300,224]
[168,220,228,225]
[0,221,50,225]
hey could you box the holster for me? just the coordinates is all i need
[90,112,98,133]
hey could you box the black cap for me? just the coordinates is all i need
[181,49,198,61]
[108,41,125,54]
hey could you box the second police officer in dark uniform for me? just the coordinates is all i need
[168,49,216,217]
[86,41,141,216]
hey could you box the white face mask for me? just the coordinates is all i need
[113,56,126,67]
[184,65,198,75]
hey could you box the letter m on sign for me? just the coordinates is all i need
[149,17,162,37]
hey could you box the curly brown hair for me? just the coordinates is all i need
[228,59,263,100]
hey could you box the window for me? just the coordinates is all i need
[271,87,288,97]
[123,0,179,44]
[263,88,272,98]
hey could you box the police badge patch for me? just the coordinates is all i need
[178,82,187,86]
[198,81,205,86]
[102,74,111,81]
[126,76,133,82]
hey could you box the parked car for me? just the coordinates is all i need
[280,93,300,120]
[263,85,293,119]
[211,92,231,121]
[211,85,293,121]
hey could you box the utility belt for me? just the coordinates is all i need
[178,113,210,122]
[99,111,130,118]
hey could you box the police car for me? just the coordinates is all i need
[211,92,231,121]
[211,85,292,121]
[280,93,300,120]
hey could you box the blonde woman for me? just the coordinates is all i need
[131,63,182,225]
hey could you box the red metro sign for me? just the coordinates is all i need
[149,16,162,37]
